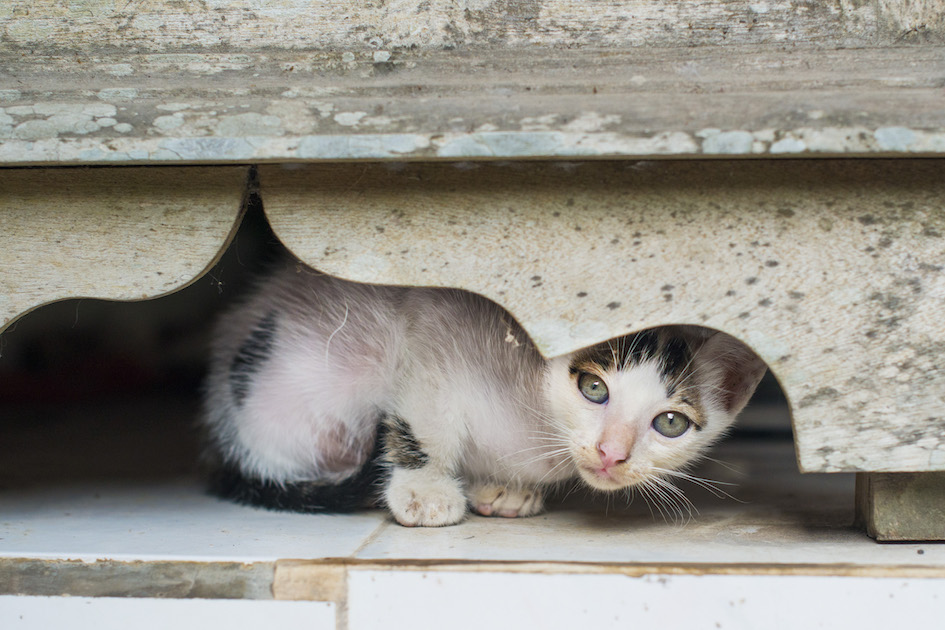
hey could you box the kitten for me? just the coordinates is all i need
[202,260,767,527]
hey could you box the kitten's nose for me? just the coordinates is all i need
[596,442,629,469]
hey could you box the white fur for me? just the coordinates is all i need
[203,261,766,526]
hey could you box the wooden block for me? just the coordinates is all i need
[273,561,347,602]
[856,472,945,541]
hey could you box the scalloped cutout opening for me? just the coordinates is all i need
[0,193,847,534]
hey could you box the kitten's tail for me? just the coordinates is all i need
[207,429,387,513]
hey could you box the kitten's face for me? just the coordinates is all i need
[544,329,765,492]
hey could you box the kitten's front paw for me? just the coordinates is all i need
[385,468,467,527]
[470,484,544,518]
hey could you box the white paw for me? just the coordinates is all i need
[385,468,467,527]
[470,484,544,518]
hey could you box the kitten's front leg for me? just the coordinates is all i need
[385,467,467,527]
[470,484,545,518]
[382,413,467,527]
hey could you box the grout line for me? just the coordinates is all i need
[349,516,394,559]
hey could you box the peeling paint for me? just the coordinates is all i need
[2,123,945,165]
[876,126,919,151]
[297,134,431,159]
[702,130,754,154]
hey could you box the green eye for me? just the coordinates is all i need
[652,412,691,438]
[578,372,609,404]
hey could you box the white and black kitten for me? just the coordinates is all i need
[202,261,766,527]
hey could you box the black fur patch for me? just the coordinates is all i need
[660,336,692,394]
[208,425,387,513]
[569,330,662,374]
[229,311,278,406]
[382,413,429,470]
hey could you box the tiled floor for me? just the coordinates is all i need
[2,399,943,630]
[0,437,939,568]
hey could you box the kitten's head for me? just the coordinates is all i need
[544,328,766,492]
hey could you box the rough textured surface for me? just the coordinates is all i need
[0,166,248,333]
[261,159,945,474]
[2,0,942,52]
[0,1,944,164]
[0,559,275,599]
[857,472,945,541]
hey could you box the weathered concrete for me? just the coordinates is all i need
[261,159,945,475]
[1,1,944,165]
[0,167,249,332]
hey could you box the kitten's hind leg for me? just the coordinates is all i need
[470,484,545,518]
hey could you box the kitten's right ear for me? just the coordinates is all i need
[695,332,768,416]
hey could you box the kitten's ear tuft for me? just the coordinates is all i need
[696,332,767,416]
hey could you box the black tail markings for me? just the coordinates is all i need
[208,422,387,513]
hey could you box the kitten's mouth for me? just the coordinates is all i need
[578,466,626,491]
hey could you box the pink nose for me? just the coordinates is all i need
[597,442,629,470]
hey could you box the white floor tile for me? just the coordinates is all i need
[0,479,386,562]
[0,596,333,630]
[348,570,945,630]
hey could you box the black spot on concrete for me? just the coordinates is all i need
[758,298,772,307]
[788,291,805,300]
[725,290,736,297]
[798,386,841,409]
[858,215,878,226]
[738,311,751,319]
[870,292,901,310]
[373,61,396,75]
[660,284,674,292]
[879,316,902,329]
[765,260,780,267]
[577,291,588,297]
[777,207,796,218]
[606,301,621,310]
[746,277,758,285]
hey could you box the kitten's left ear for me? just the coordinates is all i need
[695,331,768,416]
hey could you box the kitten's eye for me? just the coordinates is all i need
[652,412,691,438]
[578,372,609,404]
